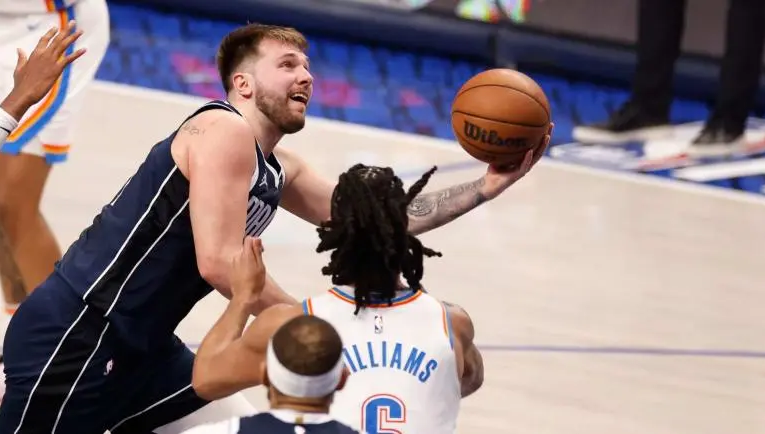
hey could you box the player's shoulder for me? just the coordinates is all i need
[441,300,474,337]
[183,104,248,133]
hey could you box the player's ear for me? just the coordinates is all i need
[335,366,350,391]
[232,71,254,98]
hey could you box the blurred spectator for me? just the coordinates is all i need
[573,0,765,157]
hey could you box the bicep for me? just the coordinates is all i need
[275,148,334,226]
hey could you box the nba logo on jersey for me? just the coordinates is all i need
[374,315,383,334]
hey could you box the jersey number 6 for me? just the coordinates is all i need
[361,394,406,434]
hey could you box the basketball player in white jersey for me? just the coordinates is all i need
[190,163,500,434]
[0,0,109,315]
[0,23,84,396]
[1,22,85,147]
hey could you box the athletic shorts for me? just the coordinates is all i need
[0,274,255,434]
[0,0,109,164]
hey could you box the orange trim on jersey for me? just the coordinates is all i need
[441,303,455,350]
[301,298,314,315]
[328,287,422,308]
[44,0,55,12]
[42,143,71,155]
[8,9,69,141]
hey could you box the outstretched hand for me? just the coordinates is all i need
[230,236,267,310]
[4,21,85,119]
[480,122,553,200]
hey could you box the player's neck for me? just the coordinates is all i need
[228,100,283,155]
[270,396,331,414]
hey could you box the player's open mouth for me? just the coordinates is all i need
[290,92,309,104]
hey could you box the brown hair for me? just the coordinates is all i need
[271,315,342,377]
[216,23,309,94]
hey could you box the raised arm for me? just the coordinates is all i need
[274,126,550,235]
[407,125,552,235]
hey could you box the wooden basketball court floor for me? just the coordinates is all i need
[32,81,765,433]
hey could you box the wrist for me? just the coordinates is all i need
[230,292,260,313]
[477,176,494,201]
[1,90,35,121]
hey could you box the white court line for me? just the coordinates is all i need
[92,81,765,207]
[673,158,765,182]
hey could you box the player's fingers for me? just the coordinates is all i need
[14,49,28,72]
[54,25,82,58]
[519,149,534,173]
[241,237,255,260]
[61,47,87,67]
[34,27,58,53]
[250,238,264,265]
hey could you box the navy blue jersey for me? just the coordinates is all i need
[54,100,285,350]
[237,413,359,434]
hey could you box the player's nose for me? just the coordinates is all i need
[297,68,313,87]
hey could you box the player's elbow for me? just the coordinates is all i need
[191,365,229,401]
[197,255,229,290]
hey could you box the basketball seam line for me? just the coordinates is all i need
[454,84,551,120]
[452,110,548,128]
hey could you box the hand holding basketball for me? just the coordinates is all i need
[230,236,266,309]
[451,68,551,169]
[480,122,552,200]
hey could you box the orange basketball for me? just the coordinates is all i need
[451,69,551,167]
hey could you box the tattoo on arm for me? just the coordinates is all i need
[406,178,488,234]
[0,225,26,302]
[180,121,205,136]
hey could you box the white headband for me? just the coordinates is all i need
[266,339,345,398]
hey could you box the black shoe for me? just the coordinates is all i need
[572,100,672,144]
[687,118,745,157]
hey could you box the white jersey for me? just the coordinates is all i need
[305,286,461,434]
[0,0,80,14]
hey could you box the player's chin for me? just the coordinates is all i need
[280,115,306,134]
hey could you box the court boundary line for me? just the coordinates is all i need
[91,81,765,207]
[182,343,765,359]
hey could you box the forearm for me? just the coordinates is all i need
[192,299,254,400]
[407,177,488,236]
[461,344,485,398]
[1,90,33,122]
[196,297,251,364]
[192,297,252,398]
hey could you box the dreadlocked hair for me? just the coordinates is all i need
[317,164,442,314]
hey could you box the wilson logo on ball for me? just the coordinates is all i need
[463,121,527,148]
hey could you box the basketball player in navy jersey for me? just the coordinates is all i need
[0,22,547,434]
[239,315,358,434]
